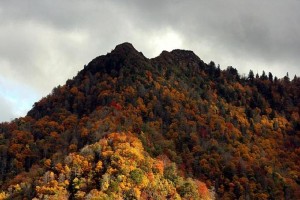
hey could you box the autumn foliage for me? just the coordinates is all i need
[1,132,213,199]
[0,43,299,199]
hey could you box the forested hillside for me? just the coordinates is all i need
[0,43,299,199]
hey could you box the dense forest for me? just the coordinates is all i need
[0,42,299,199]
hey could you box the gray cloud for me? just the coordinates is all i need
[0,0,300,122]
[0,95,16,122]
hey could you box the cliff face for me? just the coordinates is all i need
[0,43,299,199]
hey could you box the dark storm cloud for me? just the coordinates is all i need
[0,0,300,121]
[121,0,300,76]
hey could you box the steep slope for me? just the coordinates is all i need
[0,42,300,199]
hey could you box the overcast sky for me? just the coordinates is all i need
[1,0,300,122]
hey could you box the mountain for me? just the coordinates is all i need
[0,42,299,199]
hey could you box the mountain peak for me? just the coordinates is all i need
[84,42,147,74]
[152,48,202,67]
[2,42,300,200]
[113,42,136,52]
[170,49,200,61]
[111,42,145,58]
